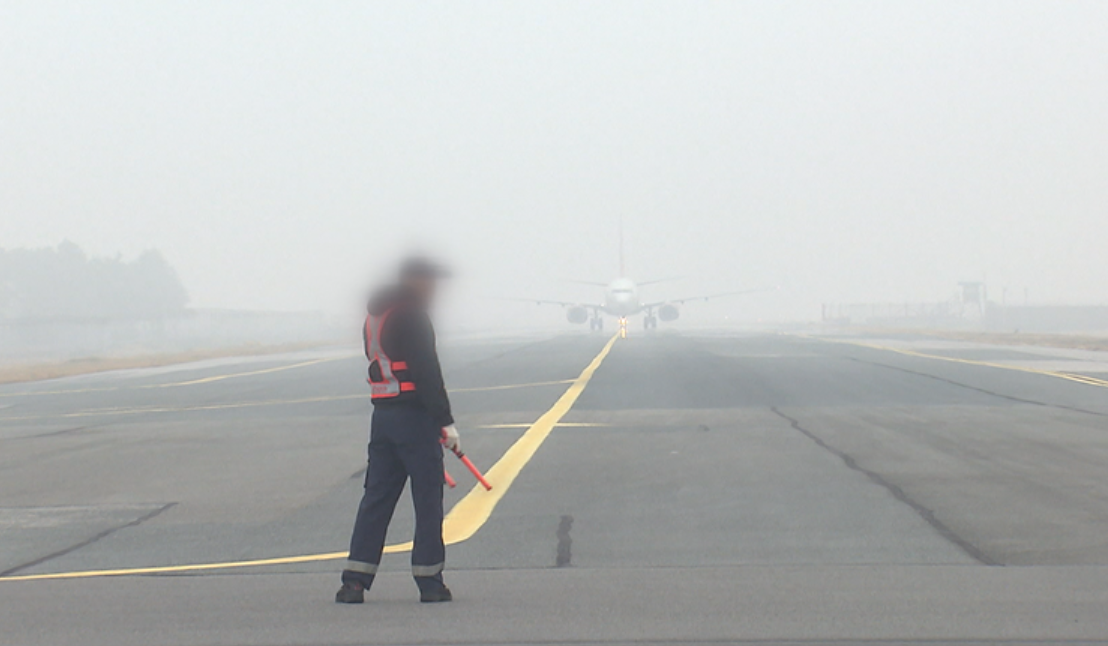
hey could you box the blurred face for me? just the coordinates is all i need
[403,275,437,304]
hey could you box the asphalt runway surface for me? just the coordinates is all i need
[3,329,1108,646]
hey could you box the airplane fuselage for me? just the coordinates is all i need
[602,277,642,317]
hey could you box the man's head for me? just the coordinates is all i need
[398,256,451,304]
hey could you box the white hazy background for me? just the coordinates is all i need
[3,1,1107,331]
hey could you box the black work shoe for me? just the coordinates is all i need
[335,582,365,604]
[419,585,452,603]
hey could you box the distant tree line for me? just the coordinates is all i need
[0,241,189,320]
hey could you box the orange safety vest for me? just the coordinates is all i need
[364,307,417,399]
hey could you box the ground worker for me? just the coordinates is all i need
[335,257,459,604]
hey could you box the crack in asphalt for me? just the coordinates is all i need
[770,407,998,566]
[842,355,1108,419]
[0,502,178,577]
[799,336,1108,419]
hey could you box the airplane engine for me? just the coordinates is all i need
[566,306,589,324]
[658,303,680,322]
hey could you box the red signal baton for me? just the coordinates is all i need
[452,448,492,491]
[444,468,457,489]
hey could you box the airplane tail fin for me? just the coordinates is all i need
[618,216,625,278]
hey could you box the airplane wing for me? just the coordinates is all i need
[503,296,602,309]
[641,287,775,309]
[568,277,679,287]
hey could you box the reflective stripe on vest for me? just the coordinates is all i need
[364,307,417,398]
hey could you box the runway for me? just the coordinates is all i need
[3,329,1108,645]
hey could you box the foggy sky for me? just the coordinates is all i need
[3,1,1107,328]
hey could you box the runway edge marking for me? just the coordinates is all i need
[0,334,620,582]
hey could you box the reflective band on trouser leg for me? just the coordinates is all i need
[412,562,444,577]
[344,560,379,575]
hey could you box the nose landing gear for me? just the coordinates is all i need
[619,317,628,339]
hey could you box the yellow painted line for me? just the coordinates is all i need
[808,335,1108,388]
[0,355,356,397]
[0,379,593,423]
[450,379,574,393]
[0,369,567,405]
[1061,373,1108,387]
[0,386,123,398]
[0,394,368,422]
[0,335,620,582]
[150,356,349,387]
[327,333,619,553]
[0,552,353,581]
[476,422,612,429]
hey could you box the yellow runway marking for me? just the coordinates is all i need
[476,422,612,429]
[0,386,123,398]
[150,357,349,387]
[3,367,570,399]
[0,335,621,582]
[0,379,592,422]
[450,379,574,393]
[808,335,1108,388]
[0,394,367,421]
[0,355,355,397]
[0,552,353,581]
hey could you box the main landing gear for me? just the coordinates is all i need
[643,316,658,330]
[589,316,604,332]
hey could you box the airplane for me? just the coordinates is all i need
[521,276,764,332]
[515,225,766,332]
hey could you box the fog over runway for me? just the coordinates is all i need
[3,330,1108,645]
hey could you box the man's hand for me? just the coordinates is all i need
[441,425,461,453]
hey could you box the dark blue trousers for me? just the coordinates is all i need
[343,406,445,587]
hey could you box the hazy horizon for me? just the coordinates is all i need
[4,1,1107,329]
